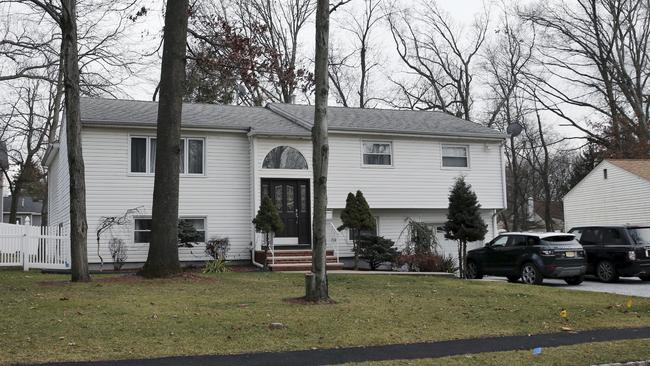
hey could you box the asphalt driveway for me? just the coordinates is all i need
[485,276,650,298]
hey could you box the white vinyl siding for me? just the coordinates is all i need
[564,161,650,231]
[83,127,250,263]
[327,135,504,209]
[46,124,70,228]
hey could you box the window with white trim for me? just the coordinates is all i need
[130,137,204,174]
[442,145,469,168]
[133,218,152,243]
[133,217,207,243]
[180,218,207,242]
[362,141,392,166]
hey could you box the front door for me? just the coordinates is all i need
[261,179,311,245]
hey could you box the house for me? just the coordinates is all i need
[43,98,507,270]
[528,200,564,231]
[2,195,43,226]
[564,159,650,231]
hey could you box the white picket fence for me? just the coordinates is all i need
[0,218,71,271]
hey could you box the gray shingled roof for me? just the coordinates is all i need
[266,103,505,139]
[80,98,310,136]
[80,98,504,139]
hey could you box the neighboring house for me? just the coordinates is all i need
[2,195,43,226]
[528,200,564,231]
[43,98,507,269]
[564,159,650,231]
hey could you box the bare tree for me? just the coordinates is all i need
[141,0,190,278]
[187,0,315,105]
[387,1,489,120]
[521,0,650,157]
[0,82,52,224]
[481,7,535,231]
[328,0,383,108]
[305,0,331,302]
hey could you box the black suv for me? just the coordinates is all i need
[466,232,587,285]
[568,226,650,282]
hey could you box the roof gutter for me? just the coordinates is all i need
[42,143,60,167]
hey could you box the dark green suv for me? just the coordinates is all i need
[466,232,587,285]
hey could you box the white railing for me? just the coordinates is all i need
[327,222,341,263]
[0,219,70,271]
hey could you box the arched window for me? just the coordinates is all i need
[263,146,308,169]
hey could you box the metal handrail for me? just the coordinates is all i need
[328,222,341,263]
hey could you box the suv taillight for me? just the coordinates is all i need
[541,249,555,256]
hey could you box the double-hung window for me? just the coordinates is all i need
[133,218,152,243]
[442,145,469,168]
[133,217,207,243]
[362,141,392,166]
[130,136,204,175]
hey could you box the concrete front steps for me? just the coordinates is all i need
[255,249,344,272]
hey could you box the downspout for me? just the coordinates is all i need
[248,129,264,268]
[491,141,508,238]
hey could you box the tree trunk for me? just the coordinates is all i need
[305,0,330,302]
[462,241,467,279]
[9,182,21,224]
[509,135,520,232]
[141,0,189,278]
[61,0,90,282]
[457,241,462,278]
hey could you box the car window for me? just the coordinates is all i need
[628,228,650,246]
[602,228,624,245]
[491,236,509,247]
[579,228,601,245]
[526,236,539,246]
[569,229,582,240]
[508,235,527,247]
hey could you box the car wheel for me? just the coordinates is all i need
[506,275,519,283]
[466,261,483,279]
[520,263,543,285]
[564,276,584,285]
[596,260,619,283]
[639,275,650,281]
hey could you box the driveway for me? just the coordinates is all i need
[485,276,650,298]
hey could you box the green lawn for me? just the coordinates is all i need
[344,339,650,365]
[1,269,649,365]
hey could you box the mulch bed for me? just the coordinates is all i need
[283,297,338,305]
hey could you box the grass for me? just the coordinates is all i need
[344,339,650,365]
[1,269,650,365]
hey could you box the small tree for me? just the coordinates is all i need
[177,219,201,247]
[358,235,398,270]
[338,190,375,269]
[252,196,284,270]
[107,238,127,271]
[444,177,487,279]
